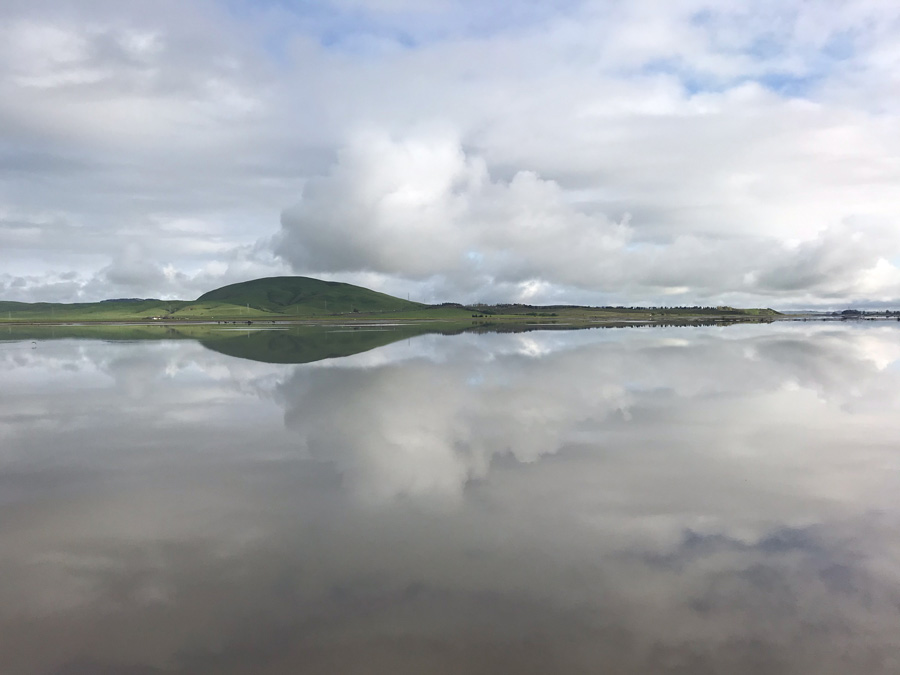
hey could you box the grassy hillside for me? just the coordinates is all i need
[0,275,782,324]
[0,277,435,322]
[196,276,424,315]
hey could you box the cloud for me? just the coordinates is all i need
[276,129,900,304]
[275,128,631,286]
[1,0,900,306]
[101,243,169,290]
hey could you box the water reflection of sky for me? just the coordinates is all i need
[1,323,899,674]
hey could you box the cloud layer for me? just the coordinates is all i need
[276,128,900,305]
[2,1,900,306]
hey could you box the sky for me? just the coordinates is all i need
[1,0,899,309]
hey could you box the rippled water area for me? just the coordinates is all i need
[2,322,899,674]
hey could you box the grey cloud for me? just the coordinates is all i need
[101,244,168,290]
[275,131,900,304]
[1,0,900,306]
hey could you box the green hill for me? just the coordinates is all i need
[0,277,434,322]
[0,274,783,324]
[196,276,424,315]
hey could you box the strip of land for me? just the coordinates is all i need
[0,275,782,325]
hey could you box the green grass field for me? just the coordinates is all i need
[0,276,782,325]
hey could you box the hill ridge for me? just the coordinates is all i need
[196,275,423,314]
[0,274,784,322]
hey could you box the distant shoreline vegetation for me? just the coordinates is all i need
[0,275,787,324]
[832,309,900,317]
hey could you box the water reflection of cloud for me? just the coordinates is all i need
[275,324,900,505]
[1,324,900,673]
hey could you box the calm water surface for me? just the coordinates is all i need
[1,323,899,674]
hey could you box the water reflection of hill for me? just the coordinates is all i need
[199,325,440,364]
[2,323,435,364]
[3,318,770,365]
